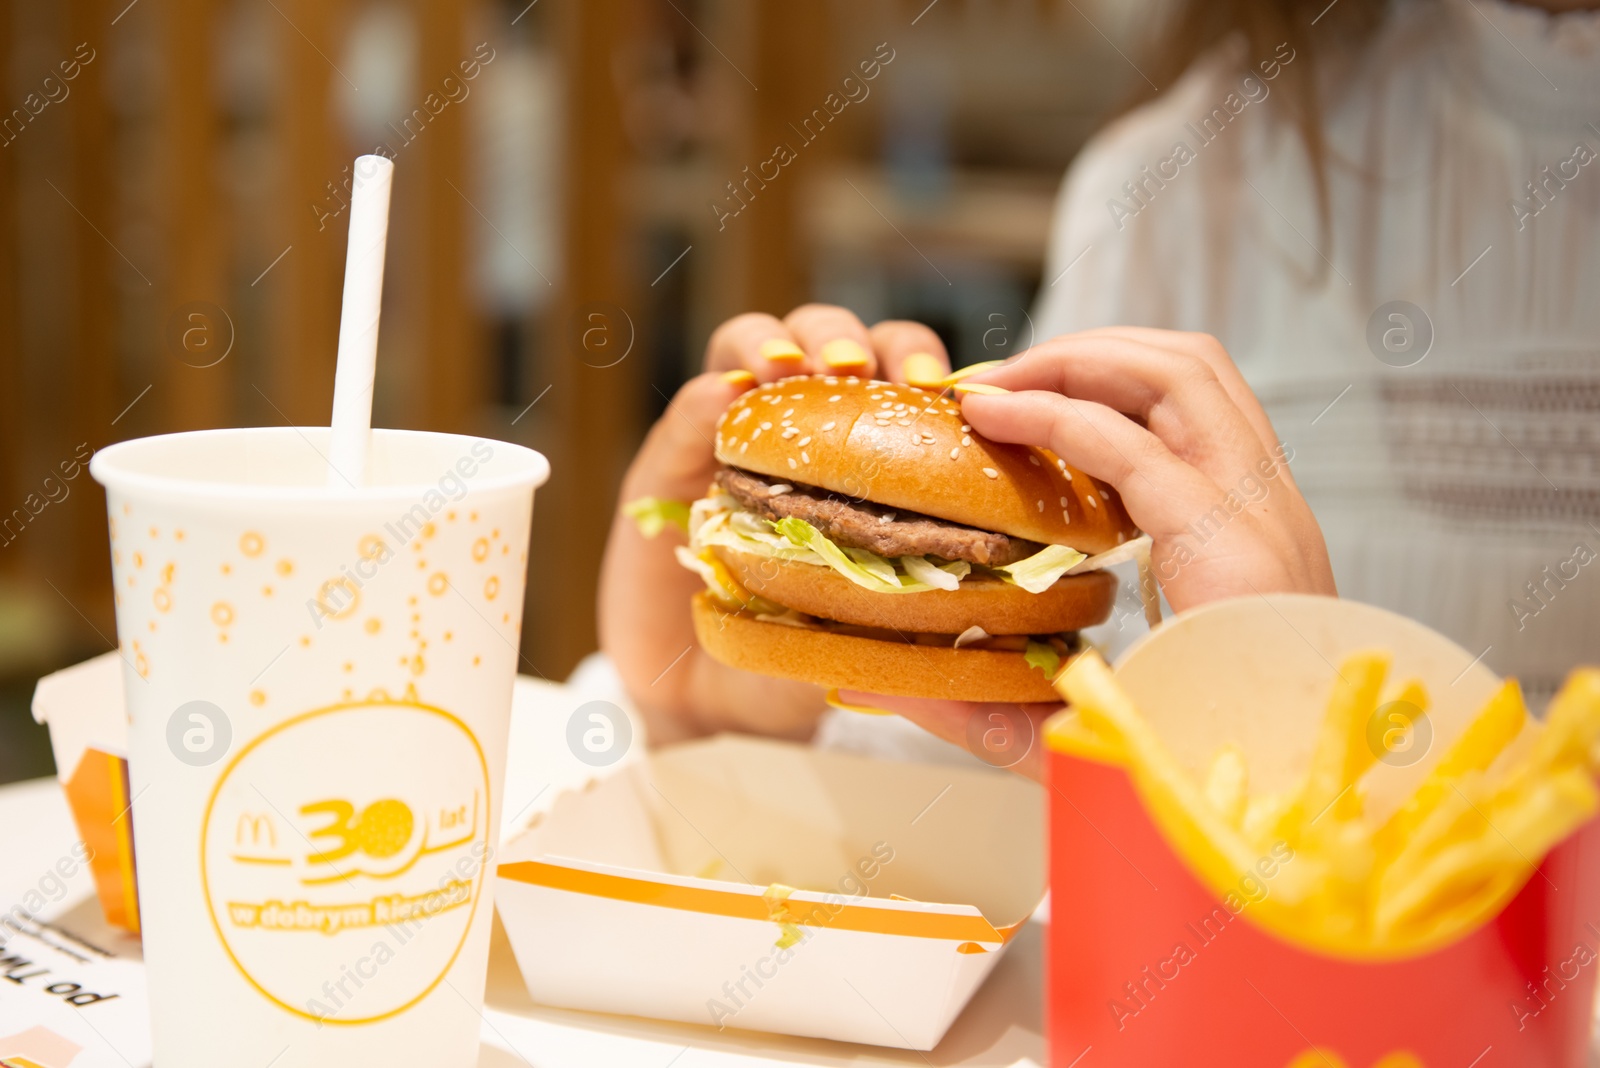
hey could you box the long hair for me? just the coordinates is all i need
[1126,0,1389,247]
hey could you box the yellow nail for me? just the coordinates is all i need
[825,688,893,716]
[952,382,1011,396]
[720,369,757,387]
[821,339,870,369]
[759,338,806,363]
[940,360,1006,386]
[902,352,944,388]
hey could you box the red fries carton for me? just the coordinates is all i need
[1047,595,1600,1068]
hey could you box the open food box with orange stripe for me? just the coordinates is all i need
[31,652,141,933]
[1046,595,1600,1068]
[494,734,1046,1049]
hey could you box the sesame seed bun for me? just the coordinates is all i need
[690,592,1061,702]
[712,375,1136,554]
[712,547,1116,635]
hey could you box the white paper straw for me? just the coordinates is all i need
[327,154,395,487]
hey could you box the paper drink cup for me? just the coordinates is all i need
[91,427,548,1068]
[1047,595,1600,1068]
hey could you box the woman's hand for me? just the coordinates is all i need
[842,326,1335,779]
[963,326,1335,610]
[598,305,952,745]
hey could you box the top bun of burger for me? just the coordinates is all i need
[712,375,1135,554]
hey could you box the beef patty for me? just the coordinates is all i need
[715,466,1041,567]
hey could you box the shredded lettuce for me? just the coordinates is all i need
[623,496,690,537]
[690,495,810,561]
[902,554,964,591]
[1064,533,1161,628]
[1024,640,1062,678]
[772,518,930,593]
[1066,533,1151,575]
[843,545,900,586]
[730,509,783,540]
[678,493,1120,604]
[994,544,1087,594]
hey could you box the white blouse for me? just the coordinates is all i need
[1033,0,1600,703]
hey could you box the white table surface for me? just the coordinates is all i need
[2,677,1044,1068]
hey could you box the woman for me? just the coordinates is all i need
[597,0,1600,770]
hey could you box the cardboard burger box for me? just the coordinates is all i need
[1047,595,1600,1068]
[494,733,1046,1049]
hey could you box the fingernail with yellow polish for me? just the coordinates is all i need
[825,688,893,716]
[902,352,944,388]
[721,369,757,387]
[821,339,869,370]
[941,360,1005,386]
[759,338,806,364]
[952,382,1011,396]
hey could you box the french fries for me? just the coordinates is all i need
[1057,654,1320,909]
[1345,677,1431,792]
[1374,766,1598,939]
[1053,653,1600,954]
[1203,745,1249,829]
[1374,679,1524,858]
[1524,670,1600,775]
[1297,651,1390,831]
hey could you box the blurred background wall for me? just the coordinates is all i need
[0,0,1150,783]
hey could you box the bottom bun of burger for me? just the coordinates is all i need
[691,592,1061,702]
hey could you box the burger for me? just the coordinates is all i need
[674,374,1147,702]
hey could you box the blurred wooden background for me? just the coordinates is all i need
[0,0,1146,781]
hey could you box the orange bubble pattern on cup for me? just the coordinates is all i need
[107,497,526,711]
